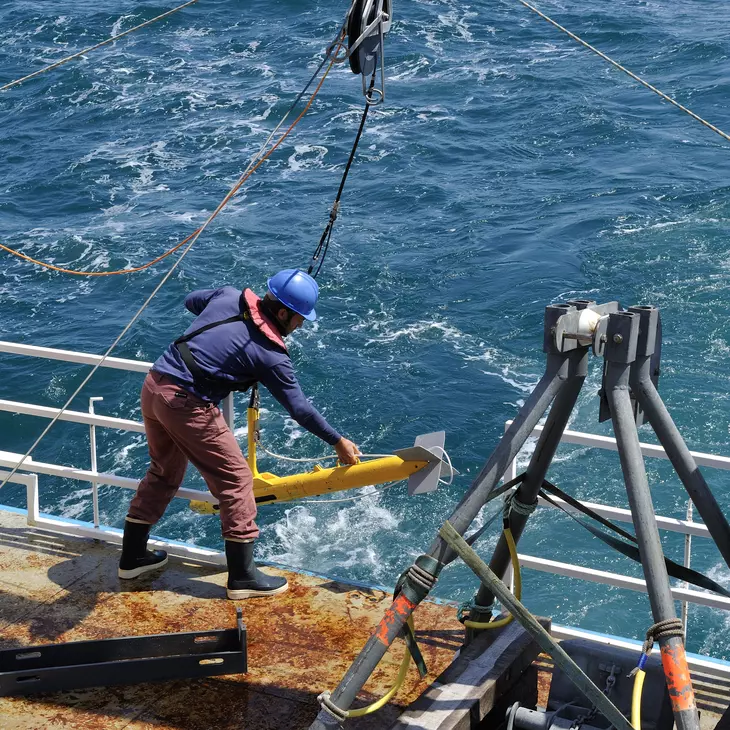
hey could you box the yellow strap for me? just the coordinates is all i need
[463,527,521,630]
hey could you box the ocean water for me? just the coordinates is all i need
[1,0,730,659]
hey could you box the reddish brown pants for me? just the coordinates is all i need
[128,371,259,541]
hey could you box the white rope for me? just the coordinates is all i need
[0,38,343,491]
[257,443,392,463]
[517,0,730,145]
[428,445,455,486]
[1,0,200,92]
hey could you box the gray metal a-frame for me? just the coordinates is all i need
[310,301,730,730]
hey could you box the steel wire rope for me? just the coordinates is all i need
[308,71,377,278]
[0,0,200,93]
[516,0,730,145]
[0,29,346,277]
[0,38,344,492]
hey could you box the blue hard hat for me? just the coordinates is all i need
[267,269,319,321]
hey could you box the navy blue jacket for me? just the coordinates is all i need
[152,287,342,445]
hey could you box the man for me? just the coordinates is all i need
[118,269,360,599]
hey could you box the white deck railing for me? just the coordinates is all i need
[1,340,729,678]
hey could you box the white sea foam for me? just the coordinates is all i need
[57,488,92,521]
[388,56,431,81]
[360,318,463,345]
[110,435,146,470]
[436,9,477,43]
[285,144,329,174]
[263,495,402,583]
[111,15,133,38]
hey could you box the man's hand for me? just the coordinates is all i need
[335,437,361,465]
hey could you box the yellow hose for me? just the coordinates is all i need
[346,527,522,716]
[347,615,416,717]
[464,527,521,630]
[631,669,645,730]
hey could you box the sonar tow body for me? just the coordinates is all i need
[190,387,454,512]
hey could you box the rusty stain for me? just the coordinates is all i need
[660,643,697,713]
[0,510,464,729]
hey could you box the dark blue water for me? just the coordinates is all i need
[1,0,730,659]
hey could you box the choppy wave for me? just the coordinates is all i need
[1,0,730,657]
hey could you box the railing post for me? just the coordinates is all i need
[682,500,693,635]
[89,397,103,529]
[222,394,235,430]
[26,474,39,525]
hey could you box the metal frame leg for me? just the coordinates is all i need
[629,307,730,570]
[308,333,574,728]
[605,312,699,730]
[471,347,589,619]
[428,351,571,564]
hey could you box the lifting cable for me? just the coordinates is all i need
[0,36,345,492]
[0,0,200,93]
[306,0,393,279]
[517,0,730,145]
[307,74,377,279]
[0,33,345,277]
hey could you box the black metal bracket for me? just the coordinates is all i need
[0,608,247,696]
[599,308,662,426]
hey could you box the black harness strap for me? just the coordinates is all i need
[174,296,257,393]
[540,480,730,599]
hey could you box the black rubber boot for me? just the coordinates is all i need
[118,519,168,579]
[225,540,288,599]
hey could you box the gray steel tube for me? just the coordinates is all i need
[439,521,633,730]
[632,355,730,570]
[428,352,571,565]
[308,353,570,729]
[606,360,699,730]
[472,349,588,614]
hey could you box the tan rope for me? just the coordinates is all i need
[517,0,730,145]
[0,40,343,491]
[0,233,196,276]
[1,0,199,92]
[0,37,343,277]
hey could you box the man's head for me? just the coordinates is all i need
[262,292,305,336]
[265,269,318,336]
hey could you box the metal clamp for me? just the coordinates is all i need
[317,690,349,722]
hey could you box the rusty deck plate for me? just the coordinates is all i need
[0,509,465,729]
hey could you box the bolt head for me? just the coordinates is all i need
[613,334,623,344]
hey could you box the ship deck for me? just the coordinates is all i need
[0,508,465,729]
[1,507,727,729]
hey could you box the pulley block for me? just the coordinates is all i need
[346,0,392,102]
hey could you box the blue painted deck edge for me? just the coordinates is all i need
[556,624,730,669]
